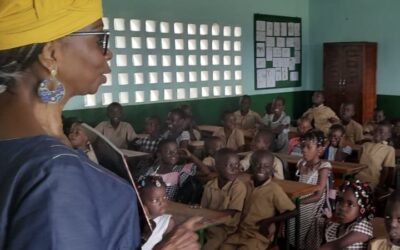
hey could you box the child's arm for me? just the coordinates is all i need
[301,168,330,204]
[179,148,210,175]
[318,231,370,250]
[165,217,175,235]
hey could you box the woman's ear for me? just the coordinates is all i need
[37,41,58,71]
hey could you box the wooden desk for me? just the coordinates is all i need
[273,179,320,198]
[189,140,205,149]
[166,201,230,231]
[120,149,149,158]
[198,125,222,134]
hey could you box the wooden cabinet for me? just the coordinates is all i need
[323,42,377,124]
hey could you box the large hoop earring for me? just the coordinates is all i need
[37,69,65,103]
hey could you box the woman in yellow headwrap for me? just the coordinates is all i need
[0,0,199,249]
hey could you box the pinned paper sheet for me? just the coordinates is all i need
[266,47,273,61]
[280,23,287,36]
[274,22,280,36]
[266,68,276,87]
[256,20,266,31]
[282,48,291,58]
[288,22,294,36]
[257,69,267,88]
[290,71,299,81]
[289,57,296,70]
[282,68,288,80]
[294,37,301,50]
[275,68,282,81]
[256,31,266,41]
[266,22,273,36]
[286,37,294,47]
[266,37,275,47]
[256,43,265,57]
[295,50,301,63]
[277,37,285,47]
[272,48,282,57]
[294,23,301,36]
[256,58,266,68]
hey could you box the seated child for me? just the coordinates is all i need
[144,139,209,201]
[213,111,245,151]
[63,117,98,164]
[180,104,201,141]
[392,119,400,149]
[234,95,263,136]
[302,91,339,135]
[162,108,190,149]
[356,122,396,191]
[288,129,332,249]
[240,129,285,180]
[138,176,175,250]
[288,117,313,156]
[221,150,296,250]
[201,148,247,250]
[262,96,291,153]
[340,102,364,144]
[202,136,224,172]
[361,122,376,143]
[95,102,137,149]
[323,124,352,162]
[372,108,387,125]
[369,190,400,249]
[133,116,163,153]
[312,180,374,249]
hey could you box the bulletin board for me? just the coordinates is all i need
[254,14,302,89]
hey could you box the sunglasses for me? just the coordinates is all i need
[69,30,110,55]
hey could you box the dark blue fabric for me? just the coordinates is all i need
[0,135,141,250]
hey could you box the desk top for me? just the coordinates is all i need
[275,153,368,175]
[198,125,222,133]
[166,201,230,231]
[120,149,149,158]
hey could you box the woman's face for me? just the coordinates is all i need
[56,19,112,97]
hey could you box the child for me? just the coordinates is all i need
[63,117,98,164]
[356,123,396,191]
[138,176,175,250]
[180,104,201,141]
[288,129,332,249]
[202,136,224,171]
[302,91,339,136]
[288,117,313,156]
[95,102,137,149]
[144,139,209,201]
[162,108,190,149]
[234,95,263,136]
[201,148,247,250]
[262,96,291,153]
[213,111,245,151]
[239,129,285,180]
[323,124,352,162]
[134,116,163,153]
[221,150,296,250]
[314,180,374,250]
[372,108,387,124]
[369,190,400,249]
[340,102,364,144]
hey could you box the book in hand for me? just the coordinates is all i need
[81,123,153,232]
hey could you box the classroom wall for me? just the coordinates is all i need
[309,0,400,118]
[64,0,314,127]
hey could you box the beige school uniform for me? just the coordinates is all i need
[234,110,263,134]
[95,121,137,149]
[356,142,396,189]
[344,119,364,144]
[302,104,339,135]
[221,178,295,250]
[201,178,247,250]
[213,127,245,151]
[239,152,285,180]
[369,238,400,250]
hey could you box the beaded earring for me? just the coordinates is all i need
[37,68,65,103]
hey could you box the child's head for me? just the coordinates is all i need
[300,129,325,162]
[166,108,186,132]
[138,176,168,218]
[272,96,285,116]
[297,117,312,135]
[215,148,240,182]
[157,139,179,167]
[335,180,374,224]
[251,129,273,151]
[312,91,325,106]
[328,124,346,147]
[221,111,236,130]
[180,104,193,117]
[205,136,223,157]
[144,116,160,135]
[373,108,386,123]
[250,149,274,184]
[393,120,400,137]
[374,122,392,143]
[63,117,89,149]
[265,102,273,115]
[106,102,123,125]
[239,95,252,113]
[340,102,355,122]
[385,190,400,246]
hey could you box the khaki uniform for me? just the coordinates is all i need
[213,127,245,151]
[201,178,247,250]
[233,110,263,135]
[356,142,396,189]
[369,238,400,250]
[239,152,284,180]
[95,121,136,149]
[302,104,339,135]
[344,119,364,144]
[221,178,295,250]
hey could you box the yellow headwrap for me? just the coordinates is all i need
[0,0,103,50]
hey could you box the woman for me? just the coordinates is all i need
[0,0,199,249]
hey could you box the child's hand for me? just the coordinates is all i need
[178,148,192,159]
[327,117,339,123]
